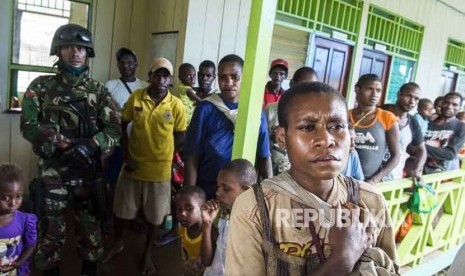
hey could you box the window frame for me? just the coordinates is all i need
[7,0,93,112]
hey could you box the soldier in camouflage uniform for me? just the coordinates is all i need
[20,24,120,276]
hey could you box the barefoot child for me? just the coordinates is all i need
[0,164,37,276]
[201,159,257,275]
[175,186,206,276]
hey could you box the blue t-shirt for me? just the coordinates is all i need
[342,150,365,181]
[184,96,270,198]
[413,113,429,137]
[0,211,37,276]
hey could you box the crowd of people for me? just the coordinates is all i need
[1,23,465,276]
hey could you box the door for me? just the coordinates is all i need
[440,70,457,94]
[312,36,353,97]
[360,49,391,104]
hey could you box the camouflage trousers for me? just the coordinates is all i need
[34,182,104,270]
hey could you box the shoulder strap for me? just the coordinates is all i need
[308,221,325,264]
[252,184,274,245]
[344,176,360,205]
[120,78,133,94]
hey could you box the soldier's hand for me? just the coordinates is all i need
[53,133,73,150]
[56,138,73,150]
[71,139,98,165]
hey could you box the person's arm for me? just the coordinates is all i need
[184,155,199,186]
[257,157,273,180]
[91,85,121,153]
[256,112,273,180]
[186,87,203,103]
[20,80,73,153]
[174,131,186,153]
[201,200,220,266]
[172,97,187,153]
[367,123,400,184]
[119,93,135,167]
[409,142,427,180]
[120,121,130,162]
[352,151,365,181]
[426,124,465,161]
[183,103,206,186]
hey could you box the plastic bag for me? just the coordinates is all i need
[408,181,438,214]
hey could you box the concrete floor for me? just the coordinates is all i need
[28,210,183,276]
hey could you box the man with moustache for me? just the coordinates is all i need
[381,83,426,180]
[424,92,465,173]
[184,54,272,199]
[195,60,219,99]
[262,58,289,109]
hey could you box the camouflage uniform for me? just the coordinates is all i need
[20,68,120,270]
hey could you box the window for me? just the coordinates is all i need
[385,57,415,104]
[9,0,92,110]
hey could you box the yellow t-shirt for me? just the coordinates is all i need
[179,226,204,276]
[174,83,195,125]
[225,173,397,275]
[121,89,186,181]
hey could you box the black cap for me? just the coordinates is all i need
[115,47,137,61]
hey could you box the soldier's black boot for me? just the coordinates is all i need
[42,267,60,276]
[81,260,98,276]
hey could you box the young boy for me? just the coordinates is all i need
[201,159,257,275]
[341,123,364,180]
[176,63,202,125]
[225,82,397,275]
[0,164,37,276]
[175,186,207,276]
[414,98,434,136]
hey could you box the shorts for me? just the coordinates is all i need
[113,171,171,225]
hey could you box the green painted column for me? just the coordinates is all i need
[231,0,277,162]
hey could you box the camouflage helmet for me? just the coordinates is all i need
[50,24,95,58]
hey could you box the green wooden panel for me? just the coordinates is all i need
[445,39,465,71]
[276,0,362,42]
[365,6,423,60]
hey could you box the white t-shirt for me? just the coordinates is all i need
[105,78,149,111]
[204,217,229,276]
